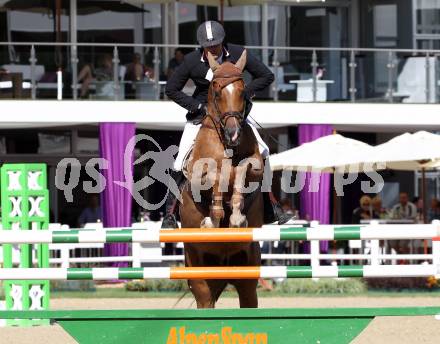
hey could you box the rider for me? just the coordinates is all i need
[162,20,293,228]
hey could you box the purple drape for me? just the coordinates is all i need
[298,124,333,253]
[99,123,135,267]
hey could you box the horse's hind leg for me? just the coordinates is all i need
[229,243,260,308]
[188,279,227,308]
[233,279,258,308]
[185,244,227,308]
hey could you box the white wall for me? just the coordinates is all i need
[1,100,440,133]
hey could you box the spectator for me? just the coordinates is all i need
[372,196,388,219]
[428,198,440,223]
[352,195,372,224]
[391,192,417,220]
[412,196,424,223]
[77,54,113,98]
[125,53,147,82]
[167,48,184,79]
[78,194,102,227]
[124,53,151,99]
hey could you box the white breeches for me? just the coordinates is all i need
[174,118,270,171]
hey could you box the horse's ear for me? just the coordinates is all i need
[235,50,247,72]
[207,52,220,72]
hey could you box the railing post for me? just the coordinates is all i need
[112,46,120,101]
[370,239,380,266]
[71,45,79,100]
[272,48,279,102]
[153,46,160,100]
[432,220,440,266]
[349,50,357,102]
[310,221,320,271]
[386,51,395,103]
[311,50,318,102]
[29,45,37,100]
[425,52,431,104]
[435,55,439,103]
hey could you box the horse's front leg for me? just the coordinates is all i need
[230,163,248,228]
[209,182,224,228]
[200,178,224,228]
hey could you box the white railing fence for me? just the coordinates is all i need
[0,221,437,269]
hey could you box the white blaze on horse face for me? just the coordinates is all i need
[225,83,235,95]
[223,82,241,143]
[224,83,239,112]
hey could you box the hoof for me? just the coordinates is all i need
[201,217,214,228]
[230,213,248,228]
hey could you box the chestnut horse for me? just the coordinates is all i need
[180,50,264,308]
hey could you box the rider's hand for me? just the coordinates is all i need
[190,103,208,124]
[197,103,208,117]
[244,87,255,101]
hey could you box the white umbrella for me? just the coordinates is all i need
[340,131,440,225]
[268,133,372,225]
[269,134,375,173]
[364,131,440,170]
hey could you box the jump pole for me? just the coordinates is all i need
[0,264,439,280]
[1,223,440,243]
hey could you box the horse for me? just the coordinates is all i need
[179,50,264,309]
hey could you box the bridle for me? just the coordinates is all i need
[203,68,246,147]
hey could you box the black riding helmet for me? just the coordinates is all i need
[197,21,225,48]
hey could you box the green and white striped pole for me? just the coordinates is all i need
[0,264,437,280]
[0,223,439,244]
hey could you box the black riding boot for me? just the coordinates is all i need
[161,170,184,229]
[263,192,294,225]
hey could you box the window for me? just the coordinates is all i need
[373,4,398,47]
[416,0,440,34]
[414,0,440,48]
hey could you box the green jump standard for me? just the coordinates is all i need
[1,307,439,344]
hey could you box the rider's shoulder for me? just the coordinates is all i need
[183,49,203,67]
[225,44,251,63]
[225,43,245,55]
[225,43,244,52]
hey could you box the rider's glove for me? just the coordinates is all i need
[243,88,254,117]
[244,87,255,101]
[195,103,208,117]
[191,103,208,124]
